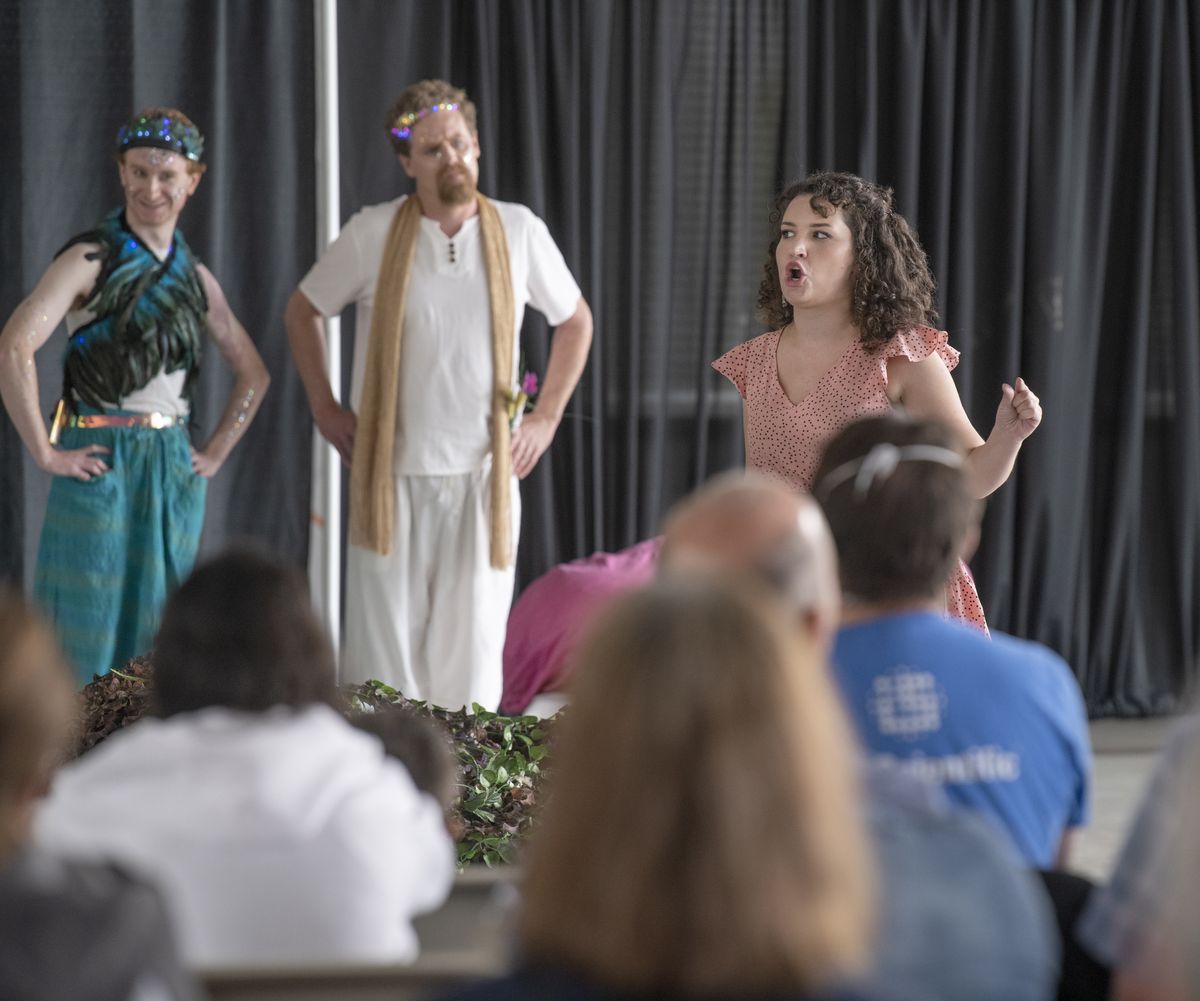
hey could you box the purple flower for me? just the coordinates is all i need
[521,371,539,396]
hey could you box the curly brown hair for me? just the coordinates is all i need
[755,172,936,350]
[385,79,477,156]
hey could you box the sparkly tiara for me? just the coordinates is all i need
[390,101,460,142]
[116,113,204,162]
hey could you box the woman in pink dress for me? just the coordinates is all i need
[713,172,1042,631]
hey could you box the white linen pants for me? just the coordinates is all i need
[341,465,519,710]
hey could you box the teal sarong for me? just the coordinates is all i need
[34,410,206,686]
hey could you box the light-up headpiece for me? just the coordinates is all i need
[116,112,204,162]
[390,101,460,142]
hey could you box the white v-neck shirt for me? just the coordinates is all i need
[300,195,581,475]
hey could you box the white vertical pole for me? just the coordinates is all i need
[310,0,342,658]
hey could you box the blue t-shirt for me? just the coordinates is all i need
[833,611,1091,867]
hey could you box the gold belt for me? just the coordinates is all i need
[48,400,185,444]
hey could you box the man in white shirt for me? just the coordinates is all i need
[35,548,454,969]
[286,79,592,710]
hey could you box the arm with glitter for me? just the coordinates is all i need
[190,265,270,477]
[0,244,112,481]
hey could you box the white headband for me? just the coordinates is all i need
[816,442,963,501]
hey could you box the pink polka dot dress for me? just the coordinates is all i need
[713,325,988,633]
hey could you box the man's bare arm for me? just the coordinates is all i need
[284,288,355,465]
[191,265,270,477]
[0,245,111,481]
[511,296,593,479]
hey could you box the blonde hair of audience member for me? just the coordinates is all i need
[0,590,75,860]
[520,579,874,995]
[659,471,841,649]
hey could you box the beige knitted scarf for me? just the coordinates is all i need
[349,193,515,569]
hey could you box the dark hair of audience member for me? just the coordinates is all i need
[350,706,460,813]
[520,579,874,995]
[153,547,337,717]
[0,589,76,860]
[814,415,975,603]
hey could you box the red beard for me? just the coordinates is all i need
[438,165,476,205]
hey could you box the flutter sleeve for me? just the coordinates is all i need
[712,340,755,398]
[884,325,961,373]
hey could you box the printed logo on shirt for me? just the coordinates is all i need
[868,666,946,739]
[873,746,1022,784]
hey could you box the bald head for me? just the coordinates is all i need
[660,473,841,647]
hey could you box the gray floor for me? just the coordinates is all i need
[1073,718,1177,881]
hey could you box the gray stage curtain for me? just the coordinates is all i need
[2,0,1198,715]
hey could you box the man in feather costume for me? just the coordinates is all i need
[0,107,270,685]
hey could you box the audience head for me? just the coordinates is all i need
[814,415,976,607]
[660,472,841,649]
[153,547,336,717]
[520,579,873,995]
[350,706,460,814]
[1125,733,1200,1000]
[0,589,76,859]
[757,171,935,348]
[1168,744,1200,997]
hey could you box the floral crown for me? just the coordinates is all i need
[116,112,205,162]
[390,101,460,142]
